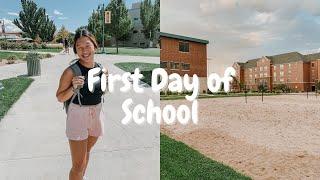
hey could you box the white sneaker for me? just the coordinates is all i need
[83,176,88,180]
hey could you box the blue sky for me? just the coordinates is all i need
[0,0,140,32]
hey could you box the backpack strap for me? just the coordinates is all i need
[63,59,83,114]
[69,60,83,106]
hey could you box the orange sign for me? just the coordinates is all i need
[105,11,111,24]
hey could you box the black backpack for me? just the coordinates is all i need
[63,59,104,113]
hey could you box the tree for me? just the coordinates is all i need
[54,26,71,43]
[153,0,160,32]
[13,0,56,42]
[258,83,268,93]
[40,15,56,42]
[88,6,104,46]
[258,82,268,102]
[315,81,320,92]
[106,0,132,53]
[140,0,160,47]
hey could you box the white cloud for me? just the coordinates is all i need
[58,17,68,20]
[7,12,19,16]
[1,18,21,32]
[249,12,276,25]
[54,9,63,16]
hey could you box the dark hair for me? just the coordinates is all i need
[73,29,98,54]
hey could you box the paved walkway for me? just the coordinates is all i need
[0,51,160,180]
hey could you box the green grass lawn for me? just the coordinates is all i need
[114,62,159,86]
[31,48,62,53]
[161,92,280,100]
[0,77,34,121]
[97,47,160,57]
[0,51,54,60]
[114,62,159,72]
[161,134,251,179]
[0,51,27,60]
[2,48,62,53]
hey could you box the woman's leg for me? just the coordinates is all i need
[69,139,88,180]
[83,136,99,177]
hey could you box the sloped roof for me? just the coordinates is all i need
[304,53,320,62]
[160,32,209,44]
[238,52,320,69]
[266,52,305,64]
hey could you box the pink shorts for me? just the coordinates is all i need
[66,102,105,141]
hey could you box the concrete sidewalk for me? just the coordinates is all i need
[0,52,160,180]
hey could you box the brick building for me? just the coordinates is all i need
[233,52,320,92]
[160,32,209,93]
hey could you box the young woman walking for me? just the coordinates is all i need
[56,29,106,180]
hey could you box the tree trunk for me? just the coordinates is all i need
[116,39,119,54]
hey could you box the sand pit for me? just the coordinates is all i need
[161,95,320,179]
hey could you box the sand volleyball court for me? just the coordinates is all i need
[161,95,320,179]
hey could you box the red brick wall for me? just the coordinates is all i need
[160,36,207,77]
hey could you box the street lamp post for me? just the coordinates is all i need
[102,3,105,54]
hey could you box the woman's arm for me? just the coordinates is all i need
[56,68,74,103]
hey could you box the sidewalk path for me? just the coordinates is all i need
[0,51,160,180]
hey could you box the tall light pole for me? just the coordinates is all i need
[102,3,105,54]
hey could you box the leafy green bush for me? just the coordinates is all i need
[273,84,291,93]
[0,41,8,49]
[41,43,47,49]
[44,53,52,58]
[7,55,17,61]
[7,42,18,49]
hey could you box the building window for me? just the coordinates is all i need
[264,66,267,71]
[260,67,263,71]
[264,73,267,77]
[170,62,180,70]
[280,64,284,70]
[181,63,190,70]
[280,78,284,82]
[274,72,276,77]
[312,63,315,67]
[280,71,284,77]
[274,66,277,71]
[160,61,167,68]
[179,42,189,52]
[288,63,291,68]
[273,77,277,82]
[260,73,263,77]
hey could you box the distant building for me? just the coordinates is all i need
[112,2,159,48]
[0,19,26,41]
[233,52,320,92]
[160,32,209,93]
